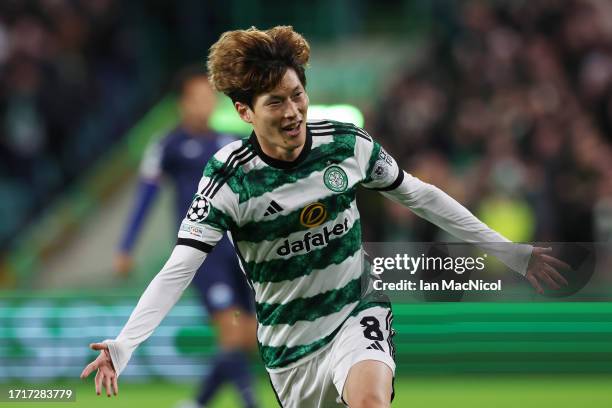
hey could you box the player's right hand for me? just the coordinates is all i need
[114,253,134,277]
[80,343,119,397]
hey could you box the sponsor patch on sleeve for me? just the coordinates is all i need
[179,221,205,239]
[371,147,395,181]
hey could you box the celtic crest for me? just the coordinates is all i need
[323,165,348,192]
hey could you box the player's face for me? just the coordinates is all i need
[236,68,309,159]
[180,77,216,130]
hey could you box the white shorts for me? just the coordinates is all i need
[267,306,396,408]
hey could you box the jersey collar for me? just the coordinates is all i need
[249,126,312,169]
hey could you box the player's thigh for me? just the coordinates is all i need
[342,360,393,408]
[331,306,396,406]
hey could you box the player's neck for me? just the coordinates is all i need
[258,138,304,162]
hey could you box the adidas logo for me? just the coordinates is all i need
[366,341,384,351]
[264,200,283,216]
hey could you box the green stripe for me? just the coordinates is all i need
[235,188,356,243]
[363,141,382,184]
[256,278,362,326]
[258,299,390,368]
[246,219,362,283]
[202,157,225,178]
[259,324,343,368]
[235,134,356,203]
[199,205,236,231]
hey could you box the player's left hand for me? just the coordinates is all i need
[526,247,570,294]
[80,343,119,397]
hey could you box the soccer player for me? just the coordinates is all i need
[81,26,569,407]
[114,67,258,408]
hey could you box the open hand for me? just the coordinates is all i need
[526,247,570,294]
[80,343,118,397]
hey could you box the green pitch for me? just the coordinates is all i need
[1,375,611,407]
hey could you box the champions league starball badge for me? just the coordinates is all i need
[323,165,348,192]
[187,194,210,222]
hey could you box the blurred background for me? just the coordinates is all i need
[0,0,611,407]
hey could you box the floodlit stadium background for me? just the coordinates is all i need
[1,1,612,407]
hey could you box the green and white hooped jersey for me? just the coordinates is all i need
[177,119,402,369]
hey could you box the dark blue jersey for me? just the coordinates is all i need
[140,127,236,226]
[119,127,236,251]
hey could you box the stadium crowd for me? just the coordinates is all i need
[1,0,611,255]
[0,0,150,248]
[370,0,612,244]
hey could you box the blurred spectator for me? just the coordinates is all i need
[0,0,159,249]
[3,0,612,254]
[371,0,612,243]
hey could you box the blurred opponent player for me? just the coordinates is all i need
[115,66,258,408]
[83,27,569,407]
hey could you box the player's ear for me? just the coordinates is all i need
[235,102,252,124]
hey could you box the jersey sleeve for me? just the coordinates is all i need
[106,244,206,376]
[176,158,239,253]
[350,125,532,275]
[357,134,404,191]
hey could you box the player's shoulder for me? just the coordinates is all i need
[204,137,255,178]
[307,119,373,143]
[199,138,254,201]
[211,137,252,161]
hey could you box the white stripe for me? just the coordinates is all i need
[212,140,248,162]
[310,135,334,149]
[310,127,338,133]
[354,135,375,180]
[307,120,368,135]
[252,250,362,304]
[309,125,371,141]
[241,155,265,174]
[306,119,328,125]
[353,126,371,139]
[257,301,357,347]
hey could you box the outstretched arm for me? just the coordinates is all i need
[379,170,568,289]
[108,244,206,374]
[81,244,207,396]
[351,125,568,292]
[380,171,532,273]
[82,143,240,396]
